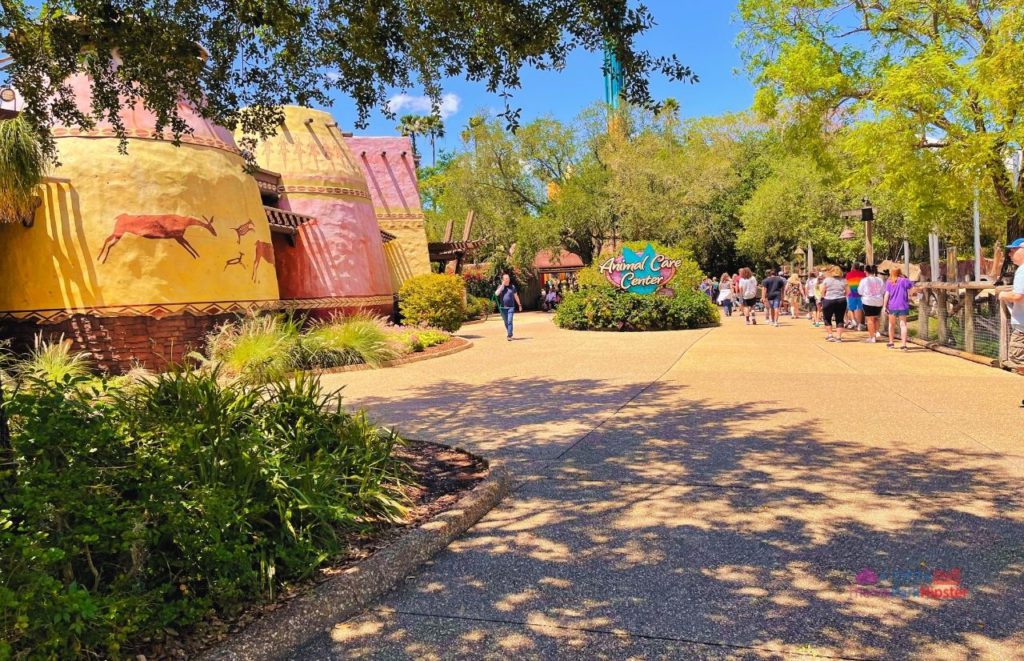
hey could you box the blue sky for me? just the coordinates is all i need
[326,1,755,157]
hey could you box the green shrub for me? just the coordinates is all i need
[464,294,493,321]
[299,315,402,368]
[398,274,466,332]
[200,315,299,383]
[0,369,408,658]
[554,287,719,331]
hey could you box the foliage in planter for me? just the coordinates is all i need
[0,115,46,224]
[464,294,493,321]
[200,314,300,383]
[0,368,408,659]
[298,315,402,368]
[554,287,719,331]
[395,328,450,353]
[398,273,466,332]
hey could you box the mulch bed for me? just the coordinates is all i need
[137,440,489,660]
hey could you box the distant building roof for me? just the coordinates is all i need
[534,249,584,271]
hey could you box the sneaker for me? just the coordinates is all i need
[507,336,512,342]
[752,319,757,325]
[900,345,908,351]
[887,343,895,349]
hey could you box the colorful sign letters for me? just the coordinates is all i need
[599,243,681,295]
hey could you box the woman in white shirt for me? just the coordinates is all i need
[717,273,735,316]
[737,267,759,325]
[857,264,886,343]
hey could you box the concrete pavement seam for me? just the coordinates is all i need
[551,328,715,463]
[815,342,1008,456]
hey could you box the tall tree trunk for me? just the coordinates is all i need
[431,132,436,165]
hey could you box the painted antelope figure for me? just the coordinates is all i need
[252,240,275,282]
[224,252,245,270]
[97,214,217,263]
[231,219,255,243]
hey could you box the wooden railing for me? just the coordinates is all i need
[913,282,1011,367]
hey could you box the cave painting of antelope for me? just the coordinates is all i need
[96,214,217,263]
[252,241,274,283]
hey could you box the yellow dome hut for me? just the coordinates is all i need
[0,74,279,372]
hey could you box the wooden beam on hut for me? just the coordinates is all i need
[442,218,454,243]
[462,210,475,242]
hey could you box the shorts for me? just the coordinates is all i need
[847,297,864,312]
[822,298,847,327]
[743,298,757,307]
[807,296,816,308]
[1009,329,1024,367]
[863,304,882,318]
[888,309,909,317]
[767,297,782,309]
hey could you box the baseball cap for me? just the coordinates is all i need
[1007,238,1024,249]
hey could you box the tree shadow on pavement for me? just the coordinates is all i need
[322,376,1024,659]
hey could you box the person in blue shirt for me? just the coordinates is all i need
[495,273,523,341]
[998,237,1024,374]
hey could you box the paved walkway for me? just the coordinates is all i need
[301,312,1024,659]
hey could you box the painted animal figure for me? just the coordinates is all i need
[232,220,255,243]
[97,214,217,262]
[224,252,245,270]
[252,240,275,282]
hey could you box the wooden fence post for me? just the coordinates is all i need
[963,289,976,354]
[1000,291,1010,366]
[936,289,949,344]
[919,287,930,339]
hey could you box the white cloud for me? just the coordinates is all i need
[386,92,461,119]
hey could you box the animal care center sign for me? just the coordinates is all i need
[599,244,682,295]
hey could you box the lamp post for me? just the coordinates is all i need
[840,199,875,265]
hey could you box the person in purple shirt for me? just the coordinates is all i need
[882,267,918,350]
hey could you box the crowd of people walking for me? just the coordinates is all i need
[713,263,920,349]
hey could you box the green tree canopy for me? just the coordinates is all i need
[1,0,695,162]
[738,0,1024,240]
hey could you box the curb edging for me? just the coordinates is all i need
[201,459,511,660]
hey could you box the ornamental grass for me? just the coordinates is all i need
[0,115,46,224]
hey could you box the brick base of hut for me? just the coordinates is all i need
[0,313,236,374]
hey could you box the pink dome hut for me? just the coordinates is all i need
[239,106,394,318]
[344,136,431,293]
